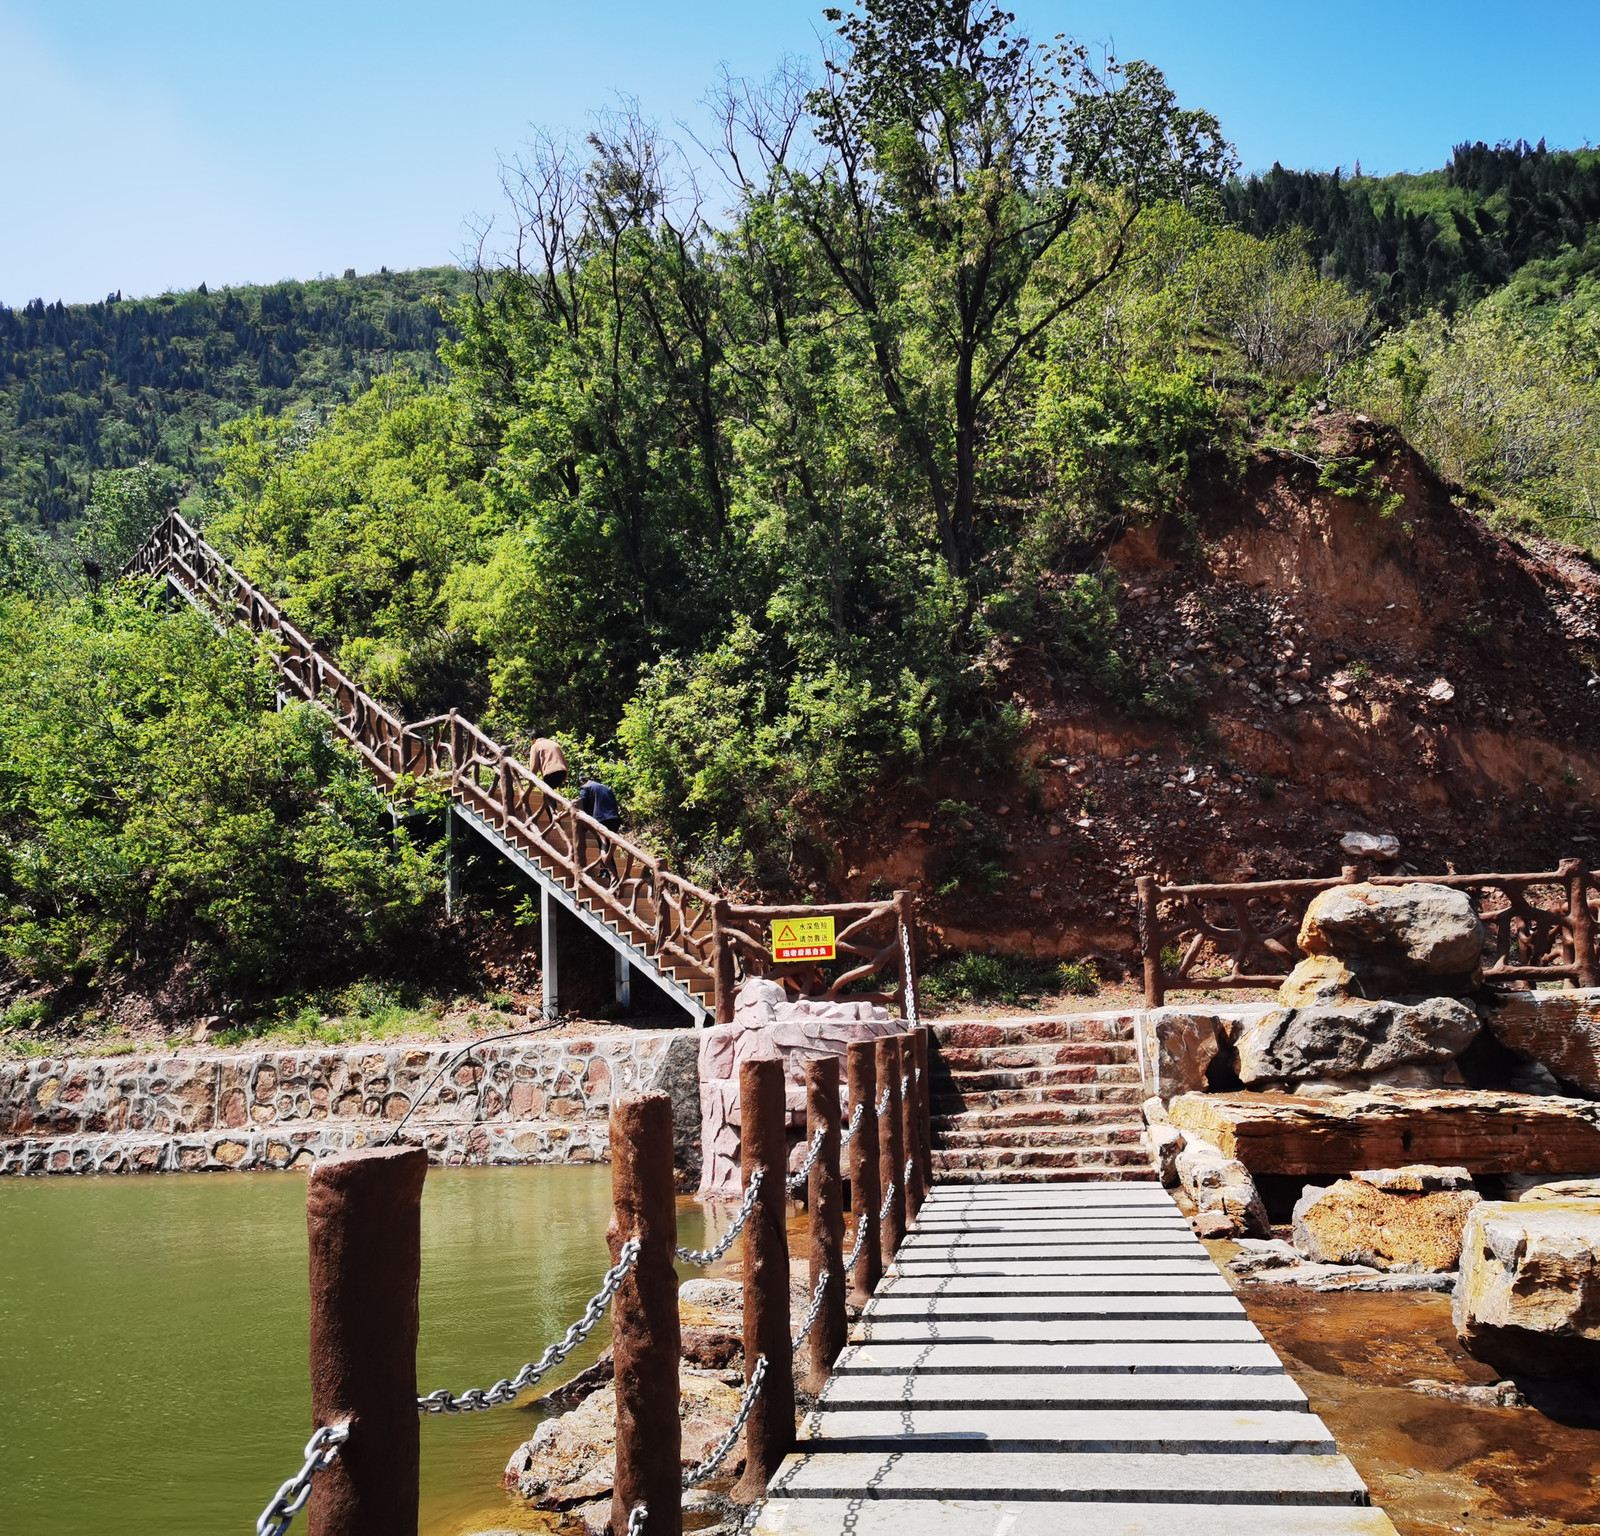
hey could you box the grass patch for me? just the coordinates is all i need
[922,952,1101,1010]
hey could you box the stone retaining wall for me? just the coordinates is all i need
[0,1034,675,1176]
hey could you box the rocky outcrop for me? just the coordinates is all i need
[1291,1167,1481,1272]
[1167,1089,1600,1177]
[1484,989,1600,1098]
[1298,881,1485,995]
[1453,1200,1600,1378]
[1174,1131,1268,1237]
[697,978,903,1197]
[1521,1178,1600,1202]
[1233,996,1480,1091]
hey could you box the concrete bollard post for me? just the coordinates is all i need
[609,1094,682,1536]
[306,1145,427,1536]
[803,1057,846,1392]
[898,1036,924,1221]
[875,1038,905,1267]
[733,1058,795,1501]
[845,1041,881,1307]
[913,1027,935,1188]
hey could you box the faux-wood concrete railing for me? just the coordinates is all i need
[126,512,917,1022]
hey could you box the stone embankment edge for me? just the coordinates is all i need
[0,1033,698,1177]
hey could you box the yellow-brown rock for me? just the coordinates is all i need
[1292,1176,1481,1271]
[1278,954,1358,1008]
[1453,1200,1600,1377]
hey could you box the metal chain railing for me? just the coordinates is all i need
[904,1156,914,1191]
[901,921,919,1027]
[878,1181,897,1222]
[875,1087,891,1119]
[900,1073,909,1099]
[417,1240,640,1413]
[790,1271,830,1355]
[683,1354,768,1488]
[626,1503,648,1536]
[255,1421,350,1536]
[785,1126,827,1195]
[844,1210,871,1270]
[676,1169,764,1266]
[839,1100,865,1147]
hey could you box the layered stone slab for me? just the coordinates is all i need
[766,1450,1373,1503]
[797,1408,1336,1455]
[765,1180,1397,1534]
[851,1318,1264,1344]
[815,1370,1310,1412]
[1167,1089,1600,1177]
[754,1501,1399,1534]
[834,1340,1285,1374]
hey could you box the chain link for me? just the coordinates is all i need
[785,1126,827,1196]
[879,1181,897,1222]
[417,1240,639,1413]
[683,1354,768,1487]
[839,1100,865,1147]
[900,1073,909,1099]
[905,1156,914,1191]
[255,1421,350,1536]
[676,1168,764,1266]
[875,1087,891,1119]
[845,1210,871,1270]
[626,1503,648,1536]
[901,921,919,1028]
[790,1270,831,1355]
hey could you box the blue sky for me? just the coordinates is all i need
[3,0,1597,305]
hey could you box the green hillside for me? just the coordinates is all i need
[0,266,465,527]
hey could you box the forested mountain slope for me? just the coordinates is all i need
[0,267,464,527]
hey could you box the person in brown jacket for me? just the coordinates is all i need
[528,736,569,789]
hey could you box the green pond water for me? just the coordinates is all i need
[0,1164,714,1536]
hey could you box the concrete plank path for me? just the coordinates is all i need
[755,1180,1398,1536]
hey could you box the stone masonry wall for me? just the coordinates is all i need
[0,1034,672,1176]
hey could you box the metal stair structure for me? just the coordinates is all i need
[126,513,915,1027]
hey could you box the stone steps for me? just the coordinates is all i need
[932,1083,1146,1113]
[758,1183,1399,1536]
[936,1123,1144,1151]
[931,1018,1139,1048]
[932,1102,1138,1131]
[926,1163,1158,1185]
[936,1042,1139,1072]
[937,1063,1145,1091]
[933,1145,1152,1175]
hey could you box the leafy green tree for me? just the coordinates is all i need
[0,590,436,998]
[76,462,177,587]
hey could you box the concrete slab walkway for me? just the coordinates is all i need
[755,1180,1398,1536]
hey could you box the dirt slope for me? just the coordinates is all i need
[841,414,1600,969]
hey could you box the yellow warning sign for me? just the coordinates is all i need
[771,914,837,963]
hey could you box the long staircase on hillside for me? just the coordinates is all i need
[125,513,914,1028]
[929,1017,1150,1182]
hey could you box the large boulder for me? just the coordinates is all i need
[1174,1133,1269,1237]
[1483,989,1600,1099]
[1521,1178,1600,1202]
[1292,1168,1480,1272]
[1299,881,1485,994]
[1453,1200,1600,1378]
[1233,996,1480,1091]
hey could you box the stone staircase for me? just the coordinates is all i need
[929,1017,1152,1183]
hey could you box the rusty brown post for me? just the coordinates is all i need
[306,1146,426,1536]
[875,1038,905,1266]
[845,1041,881,1307]
[733,1058,795,1501]
[711,898,736,1025]
[609,1094,681,1536]
[913,1027,934,1189]
[803,1057,846,1392]
[1136,875,1165,1009]
[1562,858,1599,989]
[898,1037,924,1221]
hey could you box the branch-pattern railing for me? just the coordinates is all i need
[127,513,916,1021]
[1136,859,1600,1007]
